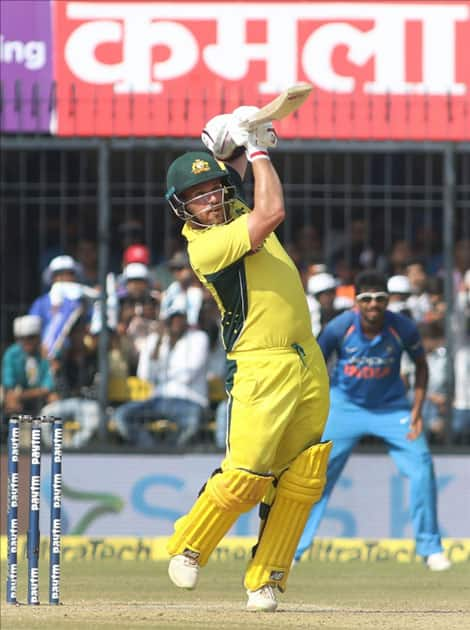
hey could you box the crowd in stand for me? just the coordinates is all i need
[2,226,470,449]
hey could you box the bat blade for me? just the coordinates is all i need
[239,83,313,131]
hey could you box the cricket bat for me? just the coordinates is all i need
[238,83,313,131]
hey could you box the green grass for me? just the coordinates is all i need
[1,559,469,630]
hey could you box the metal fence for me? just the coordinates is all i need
[1,136,469,446]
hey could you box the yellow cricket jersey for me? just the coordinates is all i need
[182,198,312,354]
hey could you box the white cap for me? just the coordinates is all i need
[13,315,41,337]
[307,273,338,295]
[387,275,412,294]
[123,263,149,281]
[44,255,79,285]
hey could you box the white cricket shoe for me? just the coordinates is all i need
[426,552,451,571]
[246,585,278,612]
[168,554,200,589]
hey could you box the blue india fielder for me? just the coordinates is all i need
[295,270,450,571]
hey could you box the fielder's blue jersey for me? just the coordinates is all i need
[318,309,424,409]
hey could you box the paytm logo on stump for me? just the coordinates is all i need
[0,35,46,70]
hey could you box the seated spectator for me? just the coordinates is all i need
[112,310,209,448]
[306,272,352,336]
[387,275,413,317]
[30,255,96,359]
[2,316,57,419]
[117,263,160,374]
[160,251,203,327]
[419,321,448,443]
[40,318,100,449]
[406,258,431,322]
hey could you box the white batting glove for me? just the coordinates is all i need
[201,114,244,161]
[230,106,278,162]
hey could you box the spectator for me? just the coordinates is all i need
[117,263,160,375]
[418,322,448,443]
[2,315,57,419]
[111,219,146,272]
[293,224,323,269]
[74,237,99,288]
[453,346,470,444]
[112,310,209,447]
[160,251,204,327]
[379,240,414,277]
[387,275,413,317]
[306,272,352,337]
[40,318,100,449]
[453,238,470,293]
[414,226,443,274]
[302,257,328,291]
[118,244,155,293]
[148,236,184,292]
[123,244,151,267]
[406,258,431,322]
[423,276,446,324]
[328,219,375,276]
[30,255,95,359]
[453,268,470,443]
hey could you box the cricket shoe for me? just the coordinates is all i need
[168,552,200,589]
[426,552,451,571]
[246,585,278,612]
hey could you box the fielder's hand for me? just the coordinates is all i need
[230,106,278,162]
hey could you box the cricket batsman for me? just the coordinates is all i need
[164,108,332,611]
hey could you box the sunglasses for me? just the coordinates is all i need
[356,291,389,304]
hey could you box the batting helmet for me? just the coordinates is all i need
[165,151,234,222]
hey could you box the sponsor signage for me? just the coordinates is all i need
[1,536,469,564]
[0,453,466,539]
[0,0,53,133]
[54,1,470,139]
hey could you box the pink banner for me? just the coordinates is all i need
[54,1,470,139]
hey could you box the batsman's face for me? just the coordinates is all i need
[183,179,226,226]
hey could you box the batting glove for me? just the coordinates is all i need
[201,114,245,161]
[230,106,278,162]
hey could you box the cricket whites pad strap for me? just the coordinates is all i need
[167,468,273,566]
[244,441,333,592]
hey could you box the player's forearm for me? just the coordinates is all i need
[412,386,426,416]
[251,159,285,226]
[412,358,428,415]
